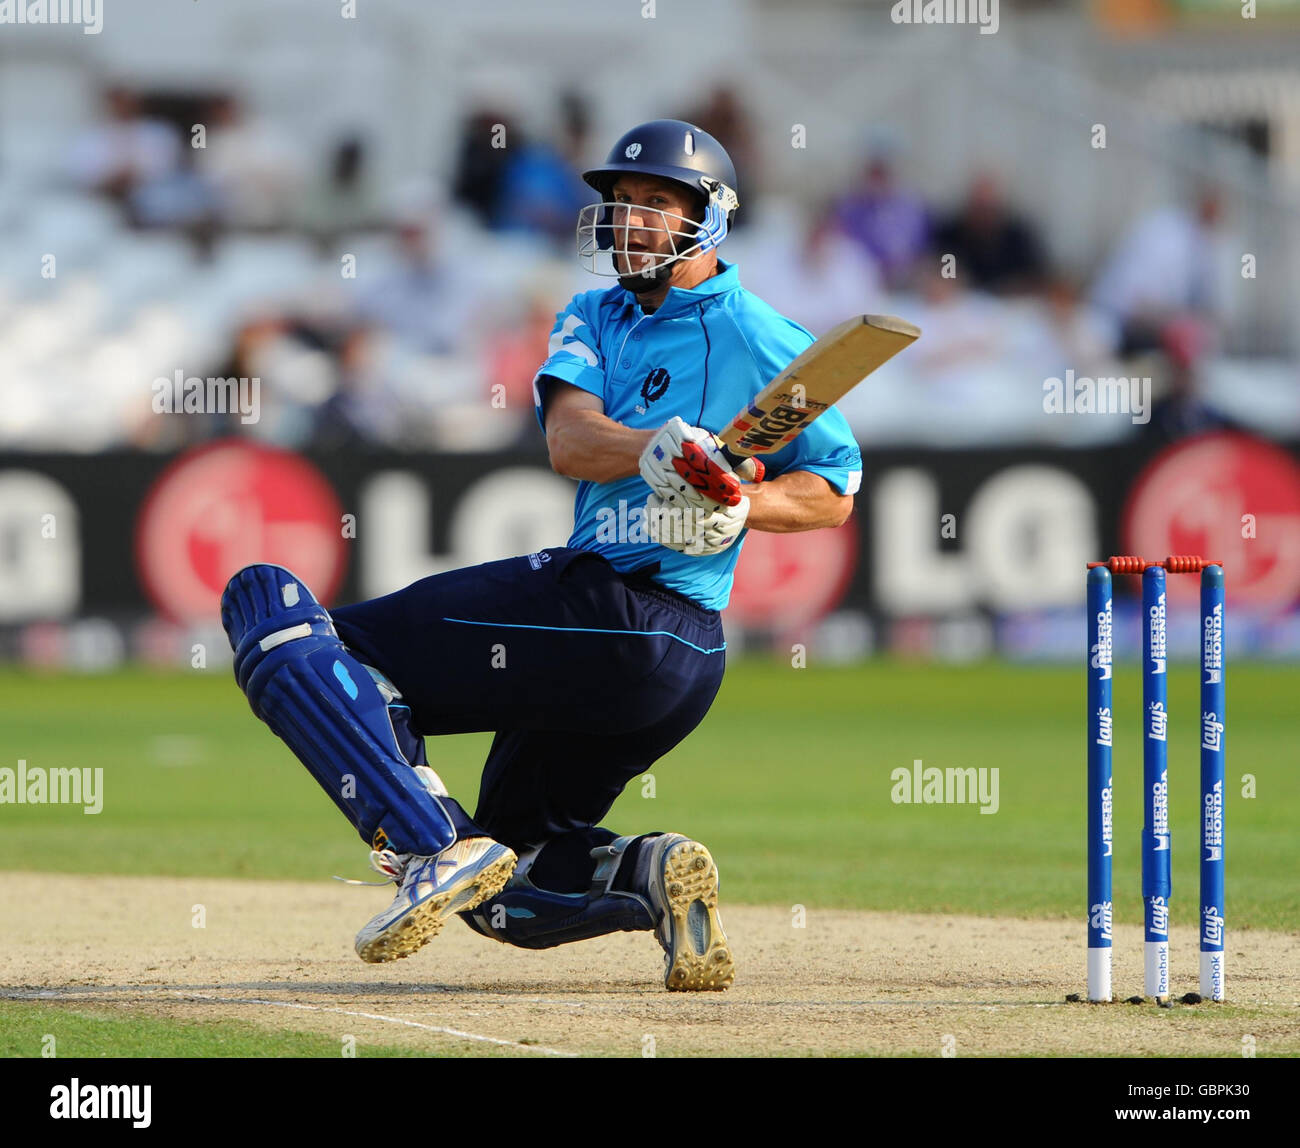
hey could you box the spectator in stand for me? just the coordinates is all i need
[485,275,571,423]
[740,202,884,336]
[1090,185,1228,357]
[932,172,1048,295]
[906,256,1010,392]
[350,197,481,355]
[128,137,222,246]
[65,86,181,221]
[220,314,336,447]
[313,327,402,449]
[1142,315,1235,447]
[832,150,930,290]
[451,105,519,226]
[299,135,382,249]
[198,96,307,230]
[1021,274,1122,380]
[492,92,596,245]
[130,315,301,449]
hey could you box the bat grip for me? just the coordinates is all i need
[719,444,764,483]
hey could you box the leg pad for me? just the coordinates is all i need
[220,563,458,855]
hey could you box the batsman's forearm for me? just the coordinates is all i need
[547,412,655,484]
[744,471,854,532]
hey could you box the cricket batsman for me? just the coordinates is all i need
[219,119,861,991]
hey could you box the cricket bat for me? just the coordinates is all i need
[719,314,920,469]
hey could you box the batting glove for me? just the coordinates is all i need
[645,491,749,557]
[640,416,745,510]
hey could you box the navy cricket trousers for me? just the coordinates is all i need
[330,547,726,855]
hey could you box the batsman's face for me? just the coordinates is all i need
[609,175,701,277]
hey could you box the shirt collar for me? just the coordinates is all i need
[624,259,740,317]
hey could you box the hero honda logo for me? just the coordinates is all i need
[1148,591,1167,674]
[1151,771,1169,851]
[1202,780,1223,862]
[1091,600,1112,681]
[1099,778,1113,857]
[1202,602,1223,685]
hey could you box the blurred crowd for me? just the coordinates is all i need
[2,81,1266,455]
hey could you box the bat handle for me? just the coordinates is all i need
[719,443,765,483]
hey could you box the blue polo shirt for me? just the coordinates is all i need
[533,260,862,610]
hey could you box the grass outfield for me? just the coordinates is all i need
[1,660,1296,931]
[0,1001,435,1058]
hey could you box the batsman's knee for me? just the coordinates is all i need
[221,563,339,702]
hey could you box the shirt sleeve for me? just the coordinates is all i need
[763,406,863,495]
[533,293,606,429]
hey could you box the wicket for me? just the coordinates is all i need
[1086,556,1226,1004]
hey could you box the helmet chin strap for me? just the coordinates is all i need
[618,263,677,295]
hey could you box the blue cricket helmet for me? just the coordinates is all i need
[582,119,740,238]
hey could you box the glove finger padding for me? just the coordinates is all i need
[646,492,749,557]
[639,416,739,510]
[672,440,742,507]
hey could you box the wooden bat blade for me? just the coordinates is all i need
[718,314,920,458]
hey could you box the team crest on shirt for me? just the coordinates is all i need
[636,367,671,413]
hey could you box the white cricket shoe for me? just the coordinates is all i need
[644,833,735,991]
[355,837,517,963]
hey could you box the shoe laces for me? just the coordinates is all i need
[331,849,408,887]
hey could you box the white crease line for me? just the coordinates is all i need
[172,992,578,1057]
[5,987,577,1058]
[10,987,1292,1013]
